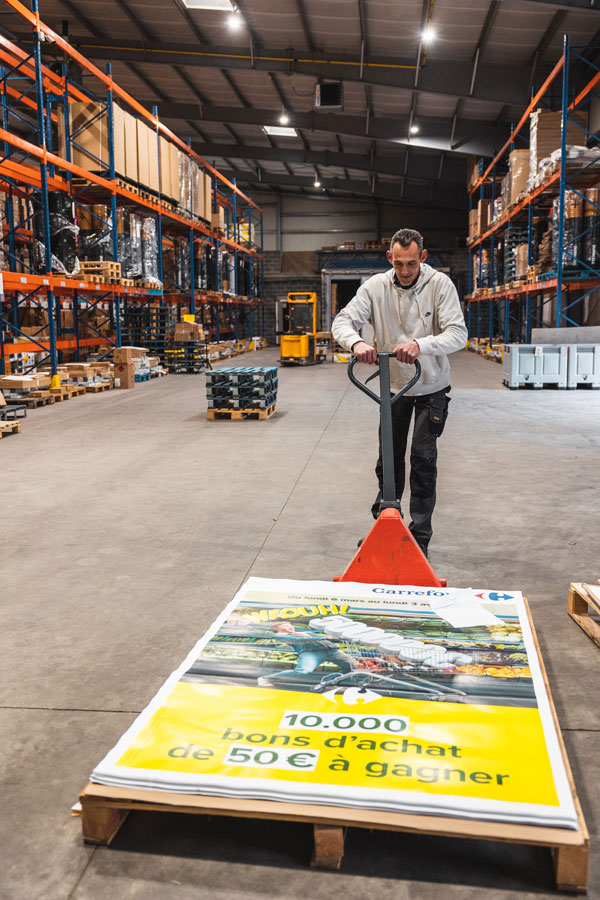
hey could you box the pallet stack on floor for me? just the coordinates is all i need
[205,366,278,420]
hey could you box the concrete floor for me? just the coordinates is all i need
[1,348,599,900]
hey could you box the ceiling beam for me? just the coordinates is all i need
[470,1,501,95]
[160,104,509,157]
[188,140,466,184]
[55,0,104,39]
[170,0,208,45]
[37,36,532,107]
[357,0,368,57]
[527,9,568,66]
[112,0,156,43]
[294,0,315,51]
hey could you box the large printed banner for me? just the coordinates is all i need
[92,578,577,829]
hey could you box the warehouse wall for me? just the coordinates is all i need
[254,192,467,254]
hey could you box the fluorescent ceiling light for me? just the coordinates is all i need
[263,125,298,137]
[228,10,243,28]
[181,0,234,9]
[410,125,419,134]
[421,26,436,42]
[279,111,289,125]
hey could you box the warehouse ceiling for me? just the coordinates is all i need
[3,0,600,208]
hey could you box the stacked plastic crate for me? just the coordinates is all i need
[205,367,278,411]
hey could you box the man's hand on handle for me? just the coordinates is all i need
[352,340,378,364]
[393,340,421,364]
[352,339,421,365]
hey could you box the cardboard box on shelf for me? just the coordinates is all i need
[515,243,529,279]
[211,208,225,232]
[509,150,529,206]
[123,111,138,183]
[136,118,151,189]
[476,199,491,235]
[190,162,200,217]
[174,321,205,341]
[147,126,159,193]
[203,172,212,221]
[113,103,126,180]
[468,208,479,241]
[114,362,135,389]
[169,142,180,204]
[57,101,127,178]
[467,155,481,191]
[159,137,171,199]
[113,345,149,363]
[195,167,205,219]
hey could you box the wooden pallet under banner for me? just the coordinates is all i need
[78,601,589,893]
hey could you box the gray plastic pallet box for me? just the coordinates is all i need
[502,344,567,389]
[567,344,600,389]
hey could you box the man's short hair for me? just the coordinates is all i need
[390,229,424,254]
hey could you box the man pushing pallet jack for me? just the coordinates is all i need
[332,227,467,575]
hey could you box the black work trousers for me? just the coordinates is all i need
[371,386,451,549]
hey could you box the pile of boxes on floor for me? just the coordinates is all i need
[113,346,166,388]
[206,336,267,362]
[467,338,504,363]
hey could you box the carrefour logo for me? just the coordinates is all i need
[475,591,515,602]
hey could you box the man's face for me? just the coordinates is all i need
[387,241,427,285]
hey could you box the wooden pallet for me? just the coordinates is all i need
[85,381,115,393]
[0,420,21,437]
[206,403,276,421]
[50,384,87,400]
[78,600,588,892]
[5,394,55,408]
[120,278,135,287]
[136,281,163,290]
[84,274,121,285]
[80,261,122,278]
[115,178,139,196]
[567,583,600,649]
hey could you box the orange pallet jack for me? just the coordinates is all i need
[335,353,446,588]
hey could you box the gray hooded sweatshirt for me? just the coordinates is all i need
[331,263,467,396]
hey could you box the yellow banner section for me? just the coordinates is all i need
[118,682,559,807]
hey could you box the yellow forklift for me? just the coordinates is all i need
[278,292,324,365]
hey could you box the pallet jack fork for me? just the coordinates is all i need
[335,353,446,587]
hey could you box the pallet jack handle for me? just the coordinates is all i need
[347,353,421,405]
[348,353,421,515]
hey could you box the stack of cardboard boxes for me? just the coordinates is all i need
[173,320,205,342]
[113,346,148,389]
[58,101,213,221]
[0,373,51,396]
